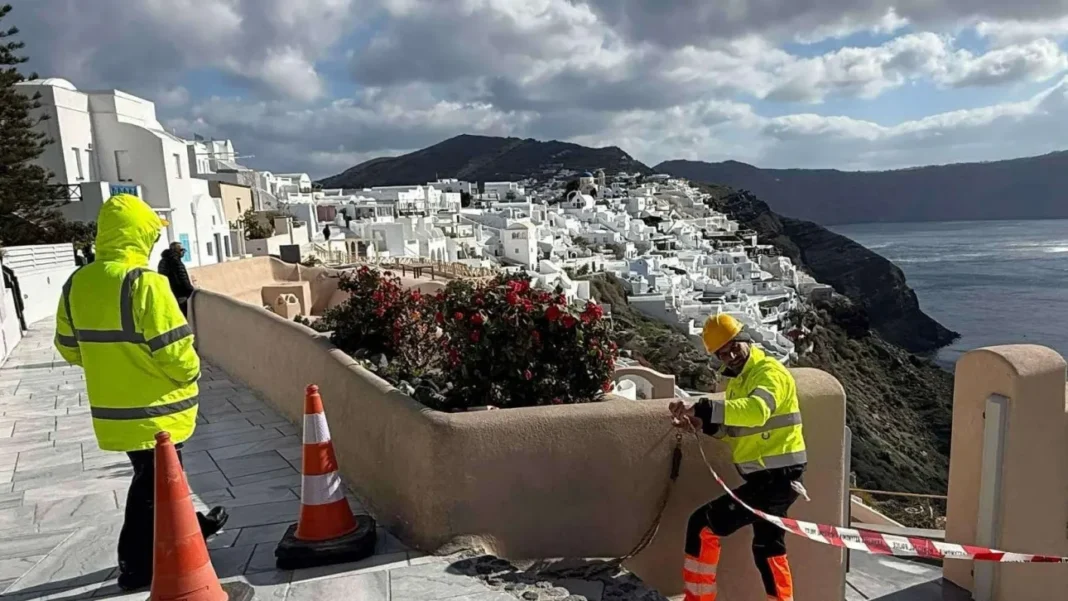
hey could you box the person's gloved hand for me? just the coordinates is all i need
[669,400,703,431]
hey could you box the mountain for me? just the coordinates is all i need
[698,185,958,354]
[319,134,653,188]
[656,151,1068,225]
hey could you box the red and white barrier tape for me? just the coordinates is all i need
[689,429,1068,563]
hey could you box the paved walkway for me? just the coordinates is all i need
[0,324,649,601]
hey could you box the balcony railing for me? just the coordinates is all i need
[47,184,82,202]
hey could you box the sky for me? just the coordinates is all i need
[13,0,1068,179]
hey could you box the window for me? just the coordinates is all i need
[211,215,216,225]
[514,248,519,255]
[85,149,94,180]
[237,201,242,213]
[72,148,83,180]
[206,241,214,256]
[224,237,231,257]
[173,153,182,178]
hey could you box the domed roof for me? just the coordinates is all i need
[38,78,77,90]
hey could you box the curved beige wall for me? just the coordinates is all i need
[945,345,1068,600]
[191,256,300,305]
[190,290,847,600]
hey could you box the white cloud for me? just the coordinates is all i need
[18,0,365,101]
[14,0,1068,177]
[976,16,1068,46]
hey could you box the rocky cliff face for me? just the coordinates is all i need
[794,299,953,495]
[705,186,959,354]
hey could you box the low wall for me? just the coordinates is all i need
[191,256,300,305]
[945,345,1068,600]
[191,290,848,600]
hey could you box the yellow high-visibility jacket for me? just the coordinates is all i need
[54,194,200,452]
[695,346,807,474]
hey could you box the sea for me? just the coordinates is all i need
[830,220,1068,370]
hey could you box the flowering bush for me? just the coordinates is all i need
[317,268,618,411]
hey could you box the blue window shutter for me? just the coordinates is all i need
[179,234,192,263]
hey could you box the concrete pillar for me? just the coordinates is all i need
[945,345,1068,600]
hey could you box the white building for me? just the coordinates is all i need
[501,221,538,269]
[483,181,525,201]
[17,79,231,268]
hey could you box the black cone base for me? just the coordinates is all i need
[274,515,377,570]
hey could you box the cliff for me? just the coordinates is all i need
[701,185,959,354]
[794,298,953,494]
[656,151,1068,225]
[320,134,652,188]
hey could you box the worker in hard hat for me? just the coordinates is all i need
[54,194,227,591]
[669,313,807,601]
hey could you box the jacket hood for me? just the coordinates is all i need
[95,194,163,265]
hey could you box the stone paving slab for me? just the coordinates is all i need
[0,324,671,601]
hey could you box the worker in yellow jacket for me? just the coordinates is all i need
[670,313,807,601]
[54,194,227,591]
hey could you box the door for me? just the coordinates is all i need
[213,234,224,264]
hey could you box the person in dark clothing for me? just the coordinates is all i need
[157,242,195,315]
[2,265,27,332]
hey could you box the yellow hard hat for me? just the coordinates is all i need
[702,313,743,354]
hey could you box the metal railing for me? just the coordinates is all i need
[48,183,82,202]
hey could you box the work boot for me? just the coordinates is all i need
[116,561,151,592]
[197,506,229,539]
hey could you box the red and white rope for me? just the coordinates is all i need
[689,429,1068,563]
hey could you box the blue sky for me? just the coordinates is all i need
[14,0,1068,178]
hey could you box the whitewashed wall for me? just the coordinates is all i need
[3,244,78,325]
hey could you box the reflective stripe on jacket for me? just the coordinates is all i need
[54,194,200,452]
[695,346,806,474]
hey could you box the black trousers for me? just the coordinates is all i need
[685,465,804,595]
[117,444,210,575]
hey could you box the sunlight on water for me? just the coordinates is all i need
[832,220,1068,369]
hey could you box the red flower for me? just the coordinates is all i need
[470,330,481,342]
[521,300,533,313]
[475,295,484,306]
[508,279,530,294]
[556,294,566,304]
[532,330,541,344]
[372,290,384,303]
[435,312,444,324]
[602,380,613,392]
[524,370,533,380]
[454,311,464,321]
[546,305,562,322]
[583,303,603,320]
[505,291,519,306]
[561,315,577,329]
[374,307,386,317]
[411,290,422,302]
[471,313,485,326]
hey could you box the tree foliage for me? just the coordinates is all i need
[235,207,290,240]
[0,4,77,246]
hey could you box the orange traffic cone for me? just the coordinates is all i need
[275,385,375,570]
[295,384,358,540]
[151,431,251,601]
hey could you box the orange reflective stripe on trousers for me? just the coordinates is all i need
[683,528,720,601]
[766,555,794,601]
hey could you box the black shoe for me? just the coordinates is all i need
[117,570,151,592]
[197,506,229,539]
